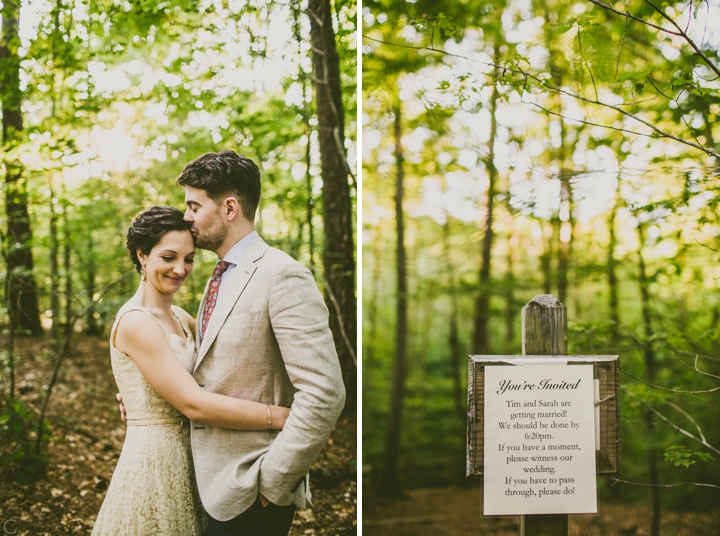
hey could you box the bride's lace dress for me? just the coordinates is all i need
[92,305,206,535]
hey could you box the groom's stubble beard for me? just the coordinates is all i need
[193,211,228,253]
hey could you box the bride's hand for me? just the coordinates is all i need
[117,393,126,421]
[269,405,290,431]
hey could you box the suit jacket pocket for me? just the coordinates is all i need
[228,310,260,325]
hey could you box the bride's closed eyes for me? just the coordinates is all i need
[161,255,195,263]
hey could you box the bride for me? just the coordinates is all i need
[92,206,289,535]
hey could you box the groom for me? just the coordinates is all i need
[179,150,345,535]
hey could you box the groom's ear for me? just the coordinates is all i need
[223,196,242,221]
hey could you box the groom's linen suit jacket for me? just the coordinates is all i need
[190,237,345,522]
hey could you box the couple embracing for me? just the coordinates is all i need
[92,150,346,536]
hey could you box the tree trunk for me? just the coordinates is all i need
[557,173,573,305]
[84,231,99,336]
[608,180,621,343]
[1,0,42,334]
[637,221,661,536]
[505,236,516,353]
[49,5,61,346]
[380,102,408,496]
[540,221,553,295]
[554,113,573,307]
[472,46,500,354]
[305,132,315,272]
[3,260,16,398]
[291,1,315,273]
[62,181,73,327]
[307,0,356,411]
[49,182,60,346]
[442,215,463,420]
[364,228,382,404]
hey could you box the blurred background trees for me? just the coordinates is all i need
[1,0,356,477]
[363,0,720,531]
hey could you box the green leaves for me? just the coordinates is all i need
[409,13,459,42]
[552,17,577,35]
[664,446,715,469]
[0,397,50,483]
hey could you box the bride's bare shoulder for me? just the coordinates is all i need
[114,308,165,355]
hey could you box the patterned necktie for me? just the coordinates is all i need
[200,260,232,341]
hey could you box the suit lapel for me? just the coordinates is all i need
[193,238,268,373]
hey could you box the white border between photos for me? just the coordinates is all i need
[356,0,364,530]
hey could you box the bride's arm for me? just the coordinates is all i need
[115,311,289,430]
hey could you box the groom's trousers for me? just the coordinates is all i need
[205,498,296,536]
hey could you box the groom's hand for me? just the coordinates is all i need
[259,493,270,508]
[116,393,126,421]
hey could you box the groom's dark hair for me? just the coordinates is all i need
[176,150,261,221]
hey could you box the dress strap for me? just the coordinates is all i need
[111,306,167,347]
[171,306,193,341]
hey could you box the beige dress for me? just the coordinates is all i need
[92,305,207,536]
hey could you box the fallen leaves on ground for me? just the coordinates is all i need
[0,334,356,535]
[363,485,718,536]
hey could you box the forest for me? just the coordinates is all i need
[362,0,720,533]
[0,0,356,534]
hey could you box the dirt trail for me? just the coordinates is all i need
[363,486,718,536]
[1,334,355,535]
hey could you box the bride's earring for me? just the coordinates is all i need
[141,266,146,281]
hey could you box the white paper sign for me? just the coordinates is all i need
[483,365,597,515]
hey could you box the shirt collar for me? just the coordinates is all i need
[220,231,259,266]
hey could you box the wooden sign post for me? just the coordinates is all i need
[521,295,570,536]
[467,294,621,536]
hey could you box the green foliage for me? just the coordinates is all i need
[664,446,715,469]
[0,397,49,483]
[1,2,356,502]
[409,13,459,43]
[551,18,576,35]
[363,0,720,511]
[0,0,356,337]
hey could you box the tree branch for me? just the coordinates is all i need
[607,476,720,489]
[588,0,720,78]
[622,388,720,456]
[695,238,718,253]
[642,0,720,78]
[671,348,720,379]
[614,16,629,80]
[586,0,683,36]
[576,29,599,101]
[364,34,720,158]
[528,102,655,138]
[666,400,706,443]
[513,64,720,157]
[362,35,470,60]
[679,114,708,155]
[618,363,720,393]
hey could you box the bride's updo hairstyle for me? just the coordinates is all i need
[126,206,192,274]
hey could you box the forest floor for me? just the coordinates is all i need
[0,334,356,536]
[363,485,719,535]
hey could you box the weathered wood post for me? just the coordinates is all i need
[467,294,620,534]
[521,294,568,536]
